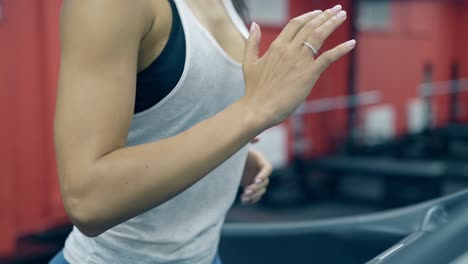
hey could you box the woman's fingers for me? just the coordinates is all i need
[243,23,262,66]
[242,178,269,204]
[275,10,323,43]
[312,39,357,75]
[302,11,347,53]
[292,5,344,48]
[301,13,348,55]
[245,178,270,193]
[247,188,267,204]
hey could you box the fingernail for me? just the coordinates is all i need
[345,39,356,48]
[255,178,263,184]
[250,22,257,33]
[332,5,342,13]
[311,10,323,15]
[337,10,347,19]
[245,189,253,195]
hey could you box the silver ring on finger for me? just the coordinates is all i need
[303,41,319,56]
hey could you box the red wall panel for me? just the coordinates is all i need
[0,0,15,254]
[290,0,353,157]
[357,2,461,136]
[41,0,64,226]
[0,0,44,255]
[0,0,64,256]
[456,3,468,122]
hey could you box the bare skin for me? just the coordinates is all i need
[56,0,354,237]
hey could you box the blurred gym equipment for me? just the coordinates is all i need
[220,189,468,264]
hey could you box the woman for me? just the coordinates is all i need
[51,0,354,263]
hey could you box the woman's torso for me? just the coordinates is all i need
[63,1,250,263]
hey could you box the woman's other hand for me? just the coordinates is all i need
[240,149,272,205]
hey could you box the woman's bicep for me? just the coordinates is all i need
[55,0,147,181]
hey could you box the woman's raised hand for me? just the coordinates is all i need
[242,5,356,128]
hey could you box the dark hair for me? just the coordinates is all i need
[232,0,249,24]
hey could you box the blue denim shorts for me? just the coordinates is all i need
[49,250,222,264]
[49,251,68,264]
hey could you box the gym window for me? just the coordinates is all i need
[247,0,289,26]
[358,0,392,31]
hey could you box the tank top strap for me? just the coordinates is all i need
[176,0,249,39]
[222,0,249,39]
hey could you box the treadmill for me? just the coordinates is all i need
[220,188,468,264]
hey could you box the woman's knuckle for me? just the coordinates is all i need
[322,54,331,63]
[290,17,303,26]
[314,29,325,39]
[303,21,315,30]
[331,15,341,22]
[271,41,282,50]
[320,49,330,57]
[325,9,335,16]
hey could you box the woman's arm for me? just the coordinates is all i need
[56,0,352,237]
[56,0,263,237]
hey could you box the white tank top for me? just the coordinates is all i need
[63,0,249,263]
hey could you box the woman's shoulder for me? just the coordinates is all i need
[60,0,156,41]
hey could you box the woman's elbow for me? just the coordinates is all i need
[62,177,107,237]
[64,194,106,237]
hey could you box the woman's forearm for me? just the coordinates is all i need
[64,100,265,237]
